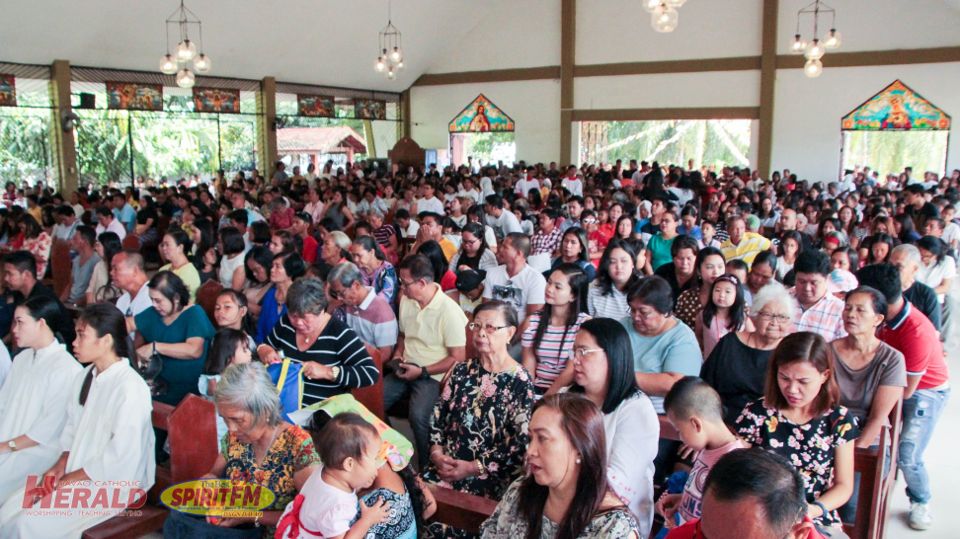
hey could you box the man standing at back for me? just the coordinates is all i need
[857,263,949,530]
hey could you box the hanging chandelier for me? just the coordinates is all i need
[374,0,404,80]
[790,0,842,78]
[643,0,687,33]
[158,0,211,88]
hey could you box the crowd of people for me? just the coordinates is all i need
[0,157,955,538]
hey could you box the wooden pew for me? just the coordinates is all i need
[842,399,902,539]
[353,344,386,420]
[82,395,218,539]
[427,484,498,534]
[121,233,141,251]
[49,239,72,297]
[195,279,223,322]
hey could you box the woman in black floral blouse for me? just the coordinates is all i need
[734,331,859,536]
[422,300,535,539]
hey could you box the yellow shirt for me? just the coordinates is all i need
[438,237,458,262]
[159,262,201,304]
[398,283,467,380]
[720,232,772,266]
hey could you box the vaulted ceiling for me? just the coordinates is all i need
[0,0,498,91]
[2,1,959,93]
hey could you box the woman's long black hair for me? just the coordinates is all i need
[570,318,640,414]
[531,263,589,352]
[517,393,610,539]
[596,238,640,296]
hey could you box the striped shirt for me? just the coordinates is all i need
[521,312,591,390]
[344,288,398,350]
[265,315,378,406]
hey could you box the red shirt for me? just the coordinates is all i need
[879,301,949,390]
[666,517,826,539]
[301,235,318,264]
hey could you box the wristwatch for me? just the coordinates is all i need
[330,366,341,381]
[419,365,431,379]
[7,440,16,452]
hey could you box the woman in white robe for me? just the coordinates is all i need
[0,303,155,539]
[0,298,82,503]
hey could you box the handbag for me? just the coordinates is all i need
[268,357,304,423]
[135,349,168,398]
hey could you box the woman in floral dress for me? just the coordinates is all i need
[163,362,319,538]
[734,331,859,537]
[422,300,535,539]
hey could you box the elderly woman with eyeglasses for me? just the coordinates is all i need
[701,281,799,424]
[422,300,535,539]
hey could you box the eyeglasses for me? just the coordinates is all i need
[755,311,792,324]
[397,279,418,288]
[328,287,343,300]
[572,347,603,360]
[468,322,510,334]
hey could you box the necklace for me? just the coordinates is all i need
[254,424,282,466]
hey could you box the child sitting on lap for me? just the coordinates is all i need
[276,413,391,539]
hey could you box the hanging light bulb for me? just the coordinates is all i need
[387,68,396,80]
[642,0,661,13]
[823,28,842,49]
[804,39,825,60]
[804,58,823,78]
[397,60,404,70]
[193,53,211,73]
[790,34,807,54]
[375,56,386,72]
[176,39,197,62]
[652,5,679,33]
[390,46,402,62]
[159,54,178,75]
[176,68,196,88]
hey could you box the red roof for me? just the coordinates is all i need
[277,126,367,154]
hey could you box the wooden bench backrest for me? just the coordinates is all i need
[195,279,223,321]
[352,344,385,420]
[121,233,141,251]
[428,484,498,533]
[50,240,72,297]
[152,394,219,484]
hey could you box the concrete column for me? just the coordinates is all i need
[757,0,779,179]
[50,59,79,194]
[257,76,278,176]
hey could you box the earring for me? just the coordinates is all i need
[576,457,581,464]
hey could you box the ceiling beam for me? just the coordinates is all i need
[776,46,960,69]
[571,107,760,122]
[573,56,761,78]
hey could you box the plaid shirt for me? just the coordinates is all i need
[530,226,563,256]
[793,292,847,341]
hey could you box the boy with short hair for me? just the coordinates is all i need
[658,376,748,528]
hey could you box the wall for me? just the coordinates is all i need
[772,62,960,181]
[576,0,761,64]
[573,71,761,110]
[409,0,960,175]
[410,79,560,164]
